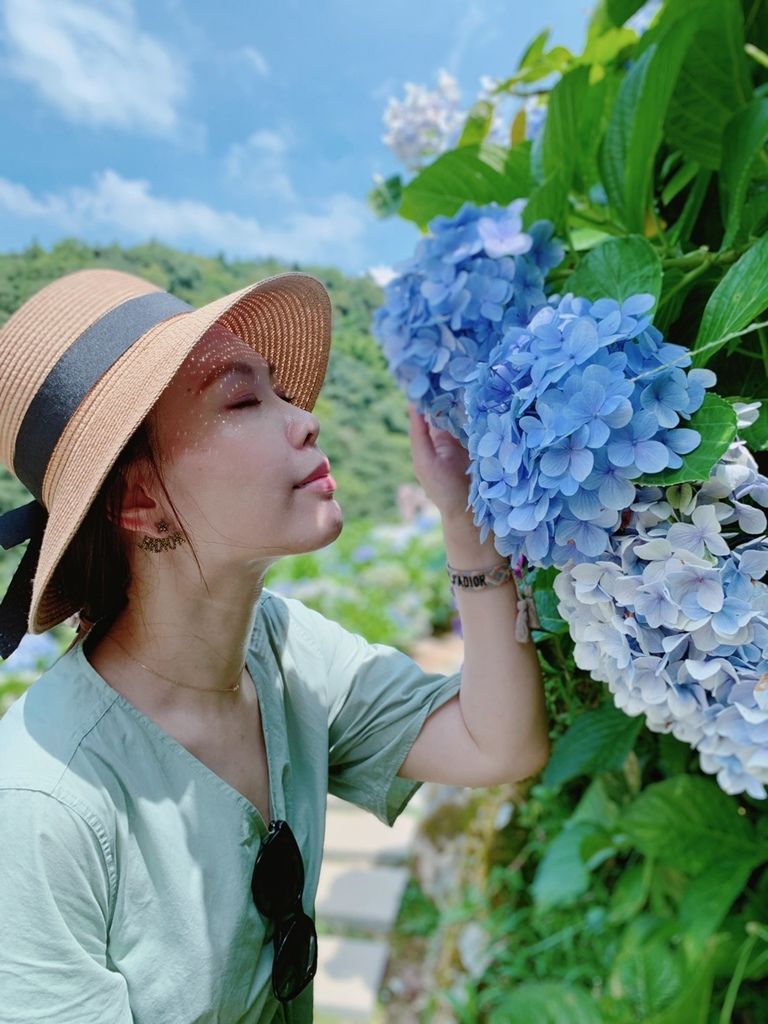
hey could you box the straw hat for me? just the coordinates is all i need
[0,267,333,659]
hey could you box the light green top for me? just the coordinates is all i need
[0,587,462,1024]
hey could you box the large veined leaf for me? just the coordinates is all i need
[564,235,662,304]
[620,775,762,874]
[599,15,700,231]
[608,940,684,1018]
[679,856,757,946]
[665,0,751,170]
[692,235,768,367]
[542,701,643,787]
[642,944,718,1024]
[540,66,591,196]
[398,143,532,229]
[635,394,737,487]
[720,98,768,248]
[488,982,603,1024]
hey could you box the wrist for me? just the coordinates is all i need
[441,510,501,568]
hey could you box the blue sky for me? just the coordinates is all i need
[0,0,590,279]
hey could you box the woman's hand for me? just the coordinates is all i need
[407,404,472,521]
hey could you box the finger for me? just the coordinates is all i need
[408,404,435,457]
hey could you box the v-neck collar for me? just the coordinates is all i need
[68,618,280,839]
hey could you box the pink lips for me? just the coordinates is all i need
[295,458,335,490]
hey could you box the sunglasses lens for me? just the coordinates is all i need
[273,914,318,1002]
[251,821,305,918]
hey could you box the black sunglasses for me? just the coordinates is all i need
[251,819,318,1003]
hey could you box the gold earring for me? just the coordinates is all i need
[137,522,186,553]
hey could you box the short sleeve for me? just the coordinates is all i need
[275,594,463,826]
[0,789,133,1024]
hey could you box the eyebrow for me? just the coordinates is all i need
[196,358,276,395]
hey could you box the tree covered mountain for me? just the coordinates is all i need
[0,239,416,526]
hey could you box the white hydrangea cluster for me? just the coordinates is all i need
[382,69,465,171]
[553,438,768,799]
[381,70,546,171]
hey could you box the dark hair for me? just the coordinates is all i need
[56,412,203,631]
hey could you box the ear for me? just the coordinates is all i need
[107,463,163,535]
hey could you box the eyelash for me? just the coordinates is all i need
[231,389,295,409]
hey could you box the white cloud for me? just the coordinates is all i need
[0,170,369,267]
[0,0,187,135]
[367,264,396,287]
[240,46,270,78]
[225,129,296,203]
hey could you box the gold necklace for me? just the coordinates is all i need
[103,633,243,694]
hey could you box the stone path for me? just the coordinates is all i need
[313,632,464,1021]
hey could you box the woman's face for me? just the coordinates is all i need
[140,323,342,565]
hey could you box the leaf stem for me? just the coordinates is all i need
[718,931,759,1024]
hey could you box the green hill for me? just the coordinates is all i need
[0,239,416,525]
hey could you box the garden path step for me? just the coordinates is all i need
[314,935,390,1021]
[322,805,418,864]
[315,860,411,934]
[314,631,465,1020]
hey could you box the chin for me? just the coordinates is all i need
[294,502,343,554]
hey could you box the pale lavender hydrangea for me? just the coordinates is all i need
[554,440,768,800]
[382,69,465,172]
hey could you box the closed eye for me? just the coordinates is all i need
[230,397,261,409]
[230,388,295,409]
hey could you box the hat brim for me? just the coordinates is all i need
[28,271,332,635]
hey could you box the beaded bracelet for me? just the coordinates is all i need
[446,558,515,591]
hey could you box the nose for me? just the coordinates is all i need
[289,405,320,448]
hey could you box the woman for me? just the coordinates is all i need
[0,268,549,1023]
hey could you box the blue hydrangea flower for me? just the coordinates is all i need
[372,199,564,440]
[464,291,718,569]
[554,441,768,800]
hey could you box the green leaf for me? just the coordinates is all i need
[609,940,684,1017]
[679,856,757,946]
[543,701,644,787]
[531,820,594,910]
[532,586,569,635]
[720,99,768,248]
[574,69,622,193]
[605,0,645,26]
[533,777,620,910]
[497,46,572,90]
[620,775,763,874]
[541,66,591,193]
[522,174,568,232]
[398,143,532,230]
[644,942,718,1024]
[693,235,768,367]
[635,393,738,487]
[457,99,495,148]
[488,982,603,1024]
[578,26,637,66]
[367,175,402,219]
[661,159,700,206]
[665,0,751,170]
[518,28,551,71]
[608,862,651,924]
[564,235,662,304]
[599,17,700,231]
